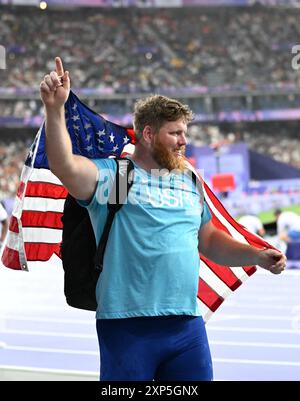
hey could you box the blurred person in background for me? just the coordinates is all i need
[238,214,265,237]
[39,57,286,381]
[0,202,8,251]
[275,208,300,243]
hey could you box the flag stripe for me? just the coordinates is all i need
[197,298,213,322]
[200,261,233,299]
[29,168,62,185]
[22,227,62,244]
[201,255,242,291]
[208,212,257,276]
[22,197,66,213]
[25,182,68,200]
[21,211,63,229]
[126,128,136,143]
[24,242,61,262]
[203,186,257,280]
[16,182,26,199]
[202,208,257,278]
[204,182,273,250]
[243,265,257,276]
[198,279,224,312]
[2,247,21,270]
[9,216,19,234]
[204,183,251,245]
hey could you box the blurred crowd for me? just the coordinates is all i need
[1,5,300,204]
[0,99,43,119]
[1,6,300,93]
[0,134,33,200]
[1,120,300,204]
[188,121,300,169]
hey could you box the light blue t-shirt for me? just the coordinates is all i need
[79,158,212,319]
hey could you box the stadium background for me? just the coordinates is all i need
[0,0,300,381]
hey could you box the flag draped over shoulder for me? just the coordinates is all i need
[1,91,135,270]
[1,91,275,322]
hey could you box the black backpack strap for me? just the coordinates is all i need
[94,158,134,272]
[191,170,204,208]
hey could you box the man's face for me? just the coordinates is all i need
[151,119,187,172]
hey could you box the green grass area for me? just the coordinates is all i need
[258,204,300,224]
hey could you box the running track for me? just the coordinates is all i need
[0,256,299,381]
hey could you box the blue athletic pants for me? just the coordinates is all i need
[96,315,213,381]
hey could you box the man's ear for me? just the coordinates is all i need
[142,125,154,144]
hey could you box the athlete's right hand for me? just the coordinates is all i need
[40,57,70,110]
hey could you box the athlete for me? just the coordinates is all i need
[40,57,286,381]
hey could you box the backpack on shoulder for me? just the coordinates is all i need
[60,158,134,311]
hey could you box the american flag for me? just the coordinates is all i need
[1,91,275,322]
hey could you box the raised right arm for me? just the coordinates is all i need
[40,57,98,201]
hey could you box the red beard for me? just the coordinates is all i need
[152,136,186,172]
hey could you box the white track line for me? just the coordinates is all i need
[0,328,95,339]
[208,326,300,334]
[0,315,94,325]
[1,345,98,355]
[218,303,298,311]
[0,365,98,376]
[210,314,297,322]
[0,312,297,324]
[211,340,300,349]
[213,358,300,367]
[3,341,299,356]
[240,295,300,300]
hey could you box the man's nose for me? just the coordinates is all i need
[178,133,187,146]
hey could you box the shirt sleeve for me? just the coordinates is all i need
[200,200,212,228]
[77,158,117,211]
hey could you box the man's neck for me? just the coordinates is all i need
[130,146,160,173]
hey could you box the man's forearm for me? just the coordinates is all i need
[202,229,260,267]
[45,107,74,180]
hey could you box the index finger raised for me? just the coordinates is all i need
[55,57,64,76]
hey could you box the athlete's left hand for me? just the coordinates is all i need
[256,248,286,274]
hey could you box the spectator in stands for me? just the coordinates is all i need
[0,202,8,250]
[1,6,300,93]
[274,209,300,242]
[2,6,300,196]
[0,138,29,199]
[238,214,265,237]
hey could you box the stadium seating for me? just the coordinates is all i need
[0,6,299,93]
